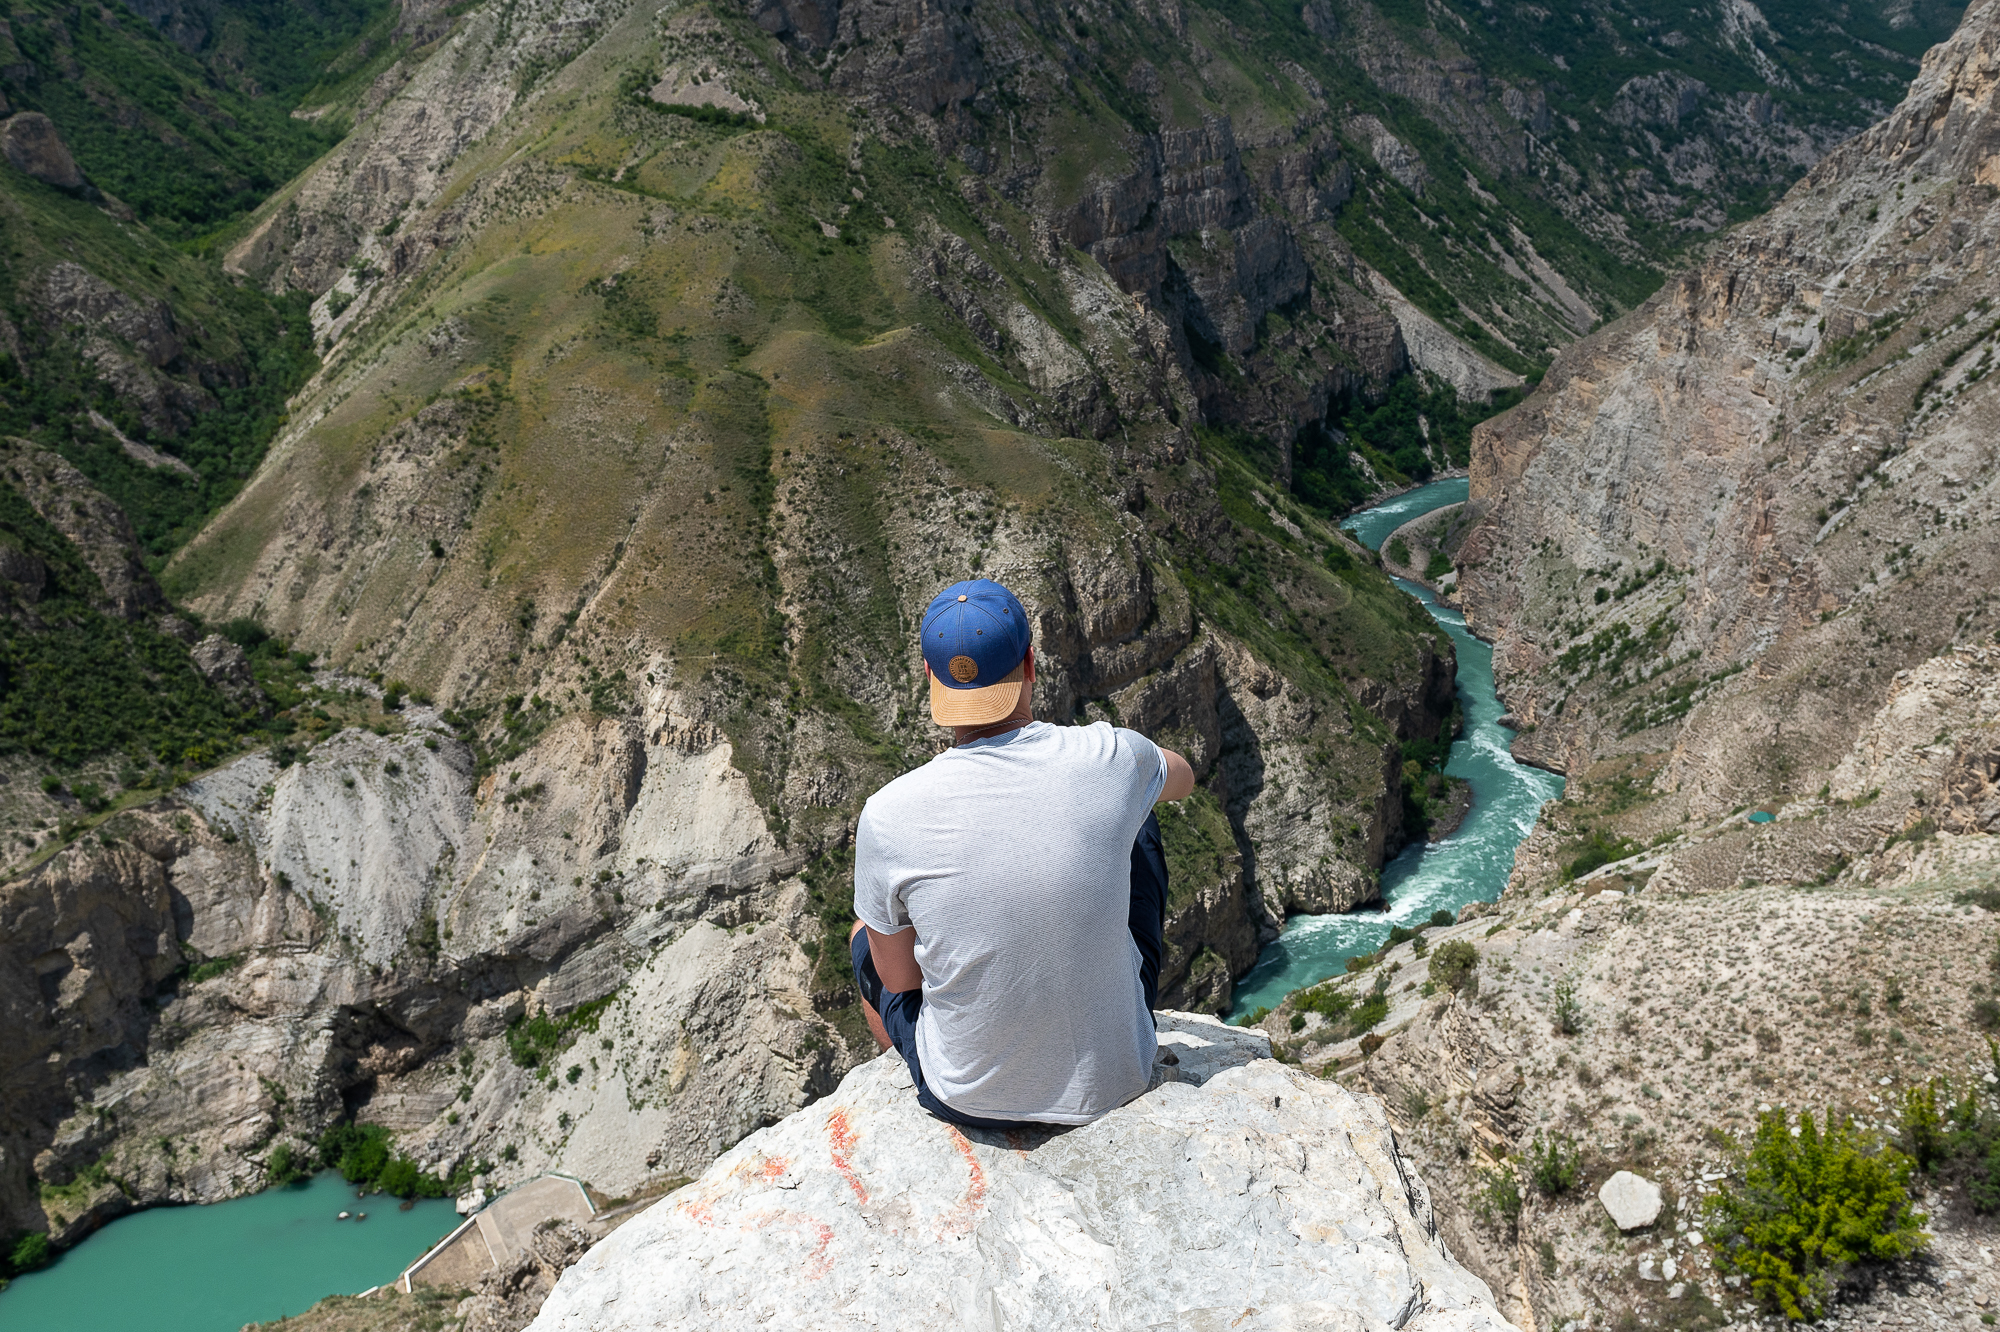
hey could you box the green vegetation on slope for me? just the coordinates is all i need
[0,476,251,768]
[0,0,397,239]
[0,163,319,556]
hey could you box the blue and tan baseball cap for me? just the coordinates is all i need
[921,579,1031,726]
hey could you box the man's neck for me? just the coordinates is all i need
[952,714,1034,747]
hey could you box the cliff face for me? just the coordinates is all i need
[1459,0,2000,891]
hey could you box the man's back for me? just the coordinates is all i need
[854,720,1165,1124]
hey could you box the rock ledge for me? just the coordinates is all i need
[530,1011,1519,1332]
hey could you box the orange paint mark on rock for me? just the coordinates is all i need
[759,1155,790,1183]
[939,1127,988,1236]
[826,1108,869,1204]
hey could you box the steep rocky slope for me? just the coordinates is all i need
[1285,4,2000,1323]
[1460,0,2000,890]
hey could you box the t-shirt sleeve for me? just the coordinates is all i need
[852,800,914,935]
[1116,727,1168,811]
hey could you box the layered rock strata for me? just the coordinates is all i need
[1459,0,2000,889]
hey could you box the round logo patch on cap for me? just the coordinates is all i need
[948,655,980,683]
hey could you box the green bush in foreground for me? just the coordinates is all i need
[1706,1109,1927,1320]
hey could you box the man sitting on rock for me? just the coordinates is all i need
[848,578,1196,1129]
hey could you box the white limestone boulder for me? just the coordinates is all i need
[530,1012,1520,1332]
[1598,1170,1663,1231]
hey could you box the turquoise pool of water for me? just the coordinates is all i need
[0,1173,460,1331]
[1228,477,1566,1016]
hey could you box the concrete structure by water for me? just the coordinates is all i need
[399,1175,596,1291]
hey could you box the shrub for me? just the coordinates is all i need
[8,1232,51,1274]
[1528,1132,1582,1196]
[315,1123,447,1200]
[220,618,270,650]
[1387,537,1412,567]
[1900,1082,1947,1172]
[1429,908,1456,927]
[264,1143,309,1188]
[1429,940,1479,993]
[1563,831,1639,881]
[1475,1162,1523,1236]
[1552,978,1583,1035]
[321,1122,391,1186]
[1976,998,2000,1031]
[1706,1109,1927,1320]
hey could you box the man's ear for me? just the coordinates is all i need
[1022,645,1036,683]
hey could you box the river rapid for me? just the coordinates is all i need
[1228,478,1566,1016]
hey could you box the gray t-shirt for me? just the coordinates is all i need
[853,720,1166,1124]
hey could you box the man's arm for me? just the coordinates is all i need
[1157,747,1195,802]
[867,925,923,993]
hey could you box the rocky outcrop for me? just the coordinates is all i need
[1,695,857,1239]
[1271,836,2000,1330]
[530,1012,1519,1332]
[0,437,166,620]
[1,112,82,191]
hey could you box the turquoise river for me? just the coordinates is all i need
[0,1172,459,1331]
[1229,477,1567,1016]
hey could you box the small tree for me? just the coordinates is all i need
[1900,1081,1946,1172]
[9,1231,51,1274]
[1474,1161,1523,1237]
[1552,978,1584,1035]
[1707,1109,1927,1320]
[1429,940,1479,994]
[1528,1132,1582,1196]
[264,1142,310,1188]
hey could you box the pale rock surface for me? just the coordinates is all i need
[1597,1170,1662,1231]
[531,1013,1519,1332]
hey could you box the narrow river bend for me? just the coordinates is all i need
[1228,478,1566,1016]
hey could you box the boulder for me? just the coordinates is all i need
[1,113,85,192]
[1598,1170,1662,1230]
[530,1012,1520,1332]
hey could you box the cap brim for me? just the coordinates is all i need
[929,662,1026,727]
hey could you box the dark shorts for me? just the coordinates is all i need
[850,810,1168,1131]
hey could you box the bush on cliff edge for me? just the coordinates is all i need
[1706,1109,1927,1320]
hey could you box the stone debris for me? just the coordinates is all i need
[530,1013,1521,1332]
